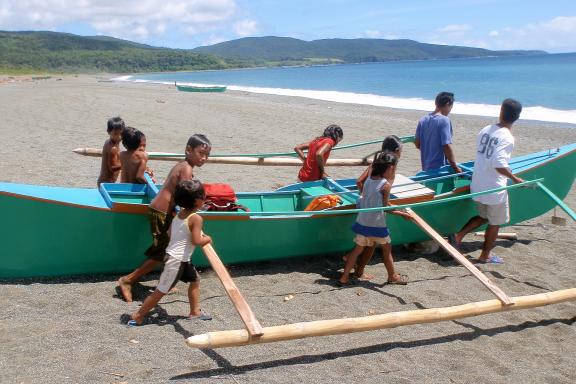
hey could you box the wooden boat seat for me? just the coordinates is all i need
[390,174,434,204]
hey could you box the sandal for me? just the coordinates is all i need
[387,274,409,285]
[189,309,212,321]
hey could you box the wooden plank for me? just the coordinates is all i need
[202,243,264,337]
[391,174,435,200]
[406,208,514,306]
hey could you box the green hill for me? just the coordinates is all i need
[0,31,547,74]
[0,31,240,73]
[193,36,546,64]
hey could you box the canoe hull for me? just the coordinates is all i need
[1,144,575,278]
[176,85,226,92]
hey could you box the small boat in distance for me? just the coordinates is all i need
[175,82,227,92]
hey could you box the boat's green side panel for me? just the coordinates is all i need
[0,197,150,278]
[2,147,574,278]
[192,214,356,267]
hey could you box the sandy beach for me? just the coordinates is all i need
[1,75,576,383]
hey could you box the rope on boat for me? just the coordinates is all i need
[200,178,543,217]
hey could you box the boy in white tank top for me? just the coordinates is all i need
[128,180,212,326]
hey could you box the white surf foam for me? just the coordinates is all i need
[112,77,576,125]
[228,85,576,125]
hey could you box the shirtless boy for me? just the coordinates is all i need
[117,134,212,302]
[119,127,149,184]
[97,117,124,186]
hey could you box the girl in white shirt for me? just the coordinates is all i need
[128,179,212,326]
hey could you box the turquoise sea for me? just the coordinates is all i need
[121,53,576,124]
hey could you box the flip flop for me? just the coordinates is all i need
[189,309,212,321]
[387,274,409,285]
[127,319,142,327]
[477,255,504,264]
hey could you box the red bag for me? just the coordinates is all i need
[203,183,249,212]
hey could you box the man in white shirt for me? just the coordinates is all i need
[449,99,523,264]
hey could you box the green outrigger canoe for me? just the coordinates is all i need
[176,83,227,92]
[1,143,575,278]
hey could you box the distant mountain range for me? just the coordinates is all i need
[193,36,546,64]
[0,31,546,73]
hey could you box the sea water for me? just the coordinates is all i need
[120,53,576,124]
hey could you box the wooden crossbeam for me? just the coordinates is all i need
[406,208,514,306]
[202,243,264,337]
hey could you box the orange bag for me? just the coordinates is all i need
[304,195,342,211]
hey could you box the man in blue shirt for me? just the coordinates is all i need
[415,92,461,173]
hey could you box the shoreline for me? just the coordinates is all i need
[1,75,576,383]
[115,75,576,125]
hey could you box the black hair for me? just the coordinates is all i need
[322,124,343,142]
[174,179,205,209]
[121,126,145,151]
[187,134,211,149]
[435,92,455,108]
[381,135,403,153]
[107,116,125,133]
[500,98,522,123]
[371,152,398,177]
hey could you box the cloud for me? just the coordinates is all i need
[364,30,381,38]
[233,19,257,37]
[487,16,576,52]
[437,24,472,33]
[0,0,239,42]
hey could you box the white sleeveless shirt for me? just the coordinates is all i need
[165,213,196,262]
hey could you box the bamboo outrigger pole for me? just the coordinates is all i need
[406,208,513,306]
[186,288,576,349]
[202,243,264,337]
[73,148,372,166]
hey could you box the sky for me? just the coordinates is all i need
[1,0,575,53]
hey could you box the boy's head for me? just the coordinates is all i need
[499,98,522,124]
[381,135,403,156]
[174,179,205,209]
[185,134,211,167]
[322,124,343,144]
[371,152,398,177]
[122,127,146,151]
[107,116,125,143]
[435,92,455,115]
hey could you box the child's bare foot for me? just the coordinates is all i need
[353,272,375,281]
[168,287,179,295]
[117,277,133,302]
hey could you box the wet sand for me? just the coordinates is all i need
[1,75,576,383]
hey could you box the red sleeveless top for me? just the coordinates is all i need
[298,137,335,182]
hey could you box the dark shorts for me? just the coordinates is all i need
[156,256,199,294]
[144,207,173,261]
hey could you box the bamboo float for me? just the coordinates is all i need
[406,208,513,305]
[474,232,518,241]
[202,243,264,337]
[72,148,372,166]
[186,288,576,349]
